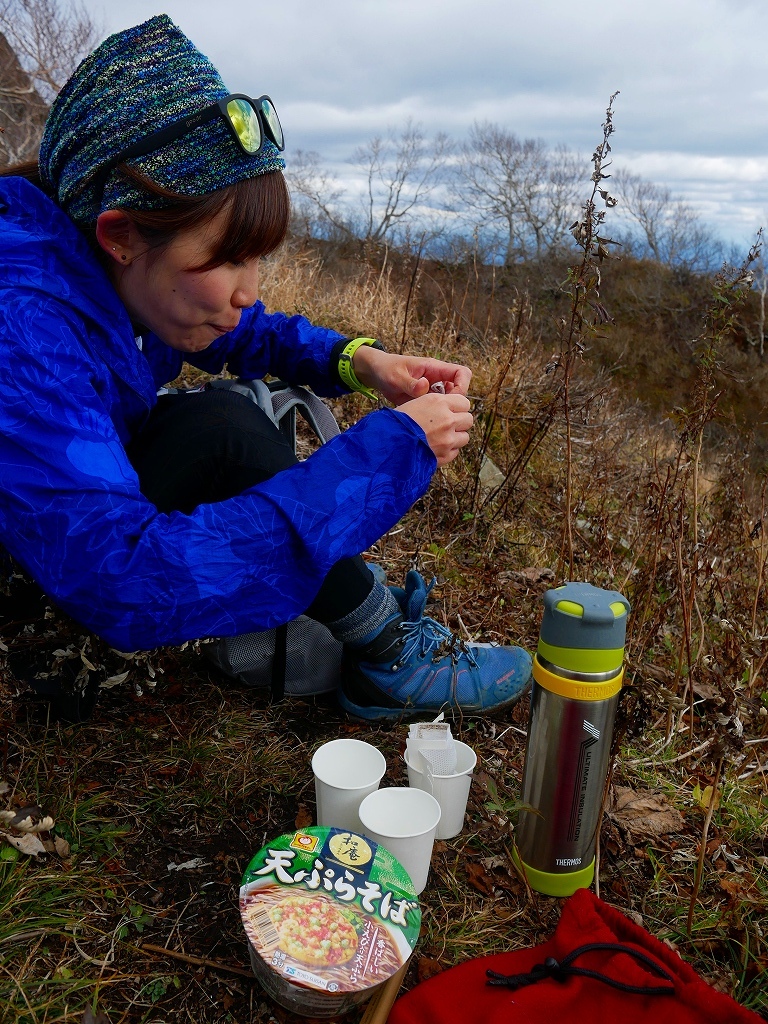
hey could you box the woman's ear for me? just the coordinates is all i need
[95,210,145,266]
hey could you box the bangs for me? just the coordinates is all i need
[105,166,290,269]
[193,172,291,271]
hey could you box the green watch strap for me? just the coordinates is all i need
[338,337,382,400]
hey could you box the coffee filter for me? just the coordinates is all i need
[406,717,458,776]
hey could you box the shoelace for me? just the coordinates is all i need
[398,615,479,668]
[486,941,676,996]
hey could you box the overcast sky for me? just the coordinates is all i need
[78,0,768,249]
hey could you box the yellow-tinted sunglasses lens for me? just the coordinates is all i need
[226,98,263,154]
[259,98,284,150]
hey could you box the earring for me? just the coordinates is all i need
[121,254,127,261]
[112,246,116,251]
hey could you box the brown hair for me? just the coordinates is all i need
[0,160,43,184]
[0,159,290,270]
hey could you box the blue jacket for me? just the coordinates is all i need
[0,177,436,650]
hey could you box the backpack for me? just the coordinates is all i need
[201,379,344,700]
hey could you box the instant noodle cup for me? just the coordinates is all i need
[240,826,421,1018]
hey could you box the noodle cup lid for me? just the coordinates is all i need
[240,827,421,995]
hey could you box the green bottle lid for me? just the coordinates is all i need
[538,582,630,674]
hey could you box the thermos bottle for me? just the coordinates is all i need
[515,582,630,897]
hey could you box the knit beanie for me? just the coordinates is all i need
[39,14,285,226]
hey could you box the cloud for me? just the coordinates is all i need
[79,0,768,244]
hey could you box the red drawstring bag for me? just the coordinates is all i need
[389,889,761,1024]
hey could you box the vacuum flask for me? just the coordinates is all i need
[515,581,630,897]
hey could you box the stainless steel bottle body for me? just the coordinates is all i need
[517,680,619,874]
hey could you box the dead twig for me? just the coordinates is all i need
[686,754,724,935]
[139,942,255,979]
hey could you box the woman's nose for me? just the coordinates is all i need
[232,263,259,308]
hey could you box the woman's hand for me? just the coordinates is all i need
[396,392,473,466]
[352,347,472,406]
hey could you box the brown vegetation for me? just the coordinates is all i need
[2,224,767,1021]
[0,13,766,1017]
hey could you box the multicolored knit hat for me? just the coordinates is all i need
[39,14,285,226]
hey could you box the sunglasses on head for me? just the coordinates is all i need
[84,94,284,200]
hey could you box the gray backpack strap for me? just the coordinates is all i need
[208,378,340,447]
[269,385,341,445]
[207,377,277,422]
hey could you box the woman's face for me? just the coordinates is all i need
[110,209,260,351]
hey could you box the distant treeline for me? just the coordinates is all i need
[287,123,736,275]
[0,0,756,280]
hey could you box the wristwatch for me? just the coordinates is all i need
[337,337,385,400]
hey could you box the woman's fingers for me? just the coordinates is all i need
[445,365,472,395]
[351,348,474,405]
[395,393,474,466]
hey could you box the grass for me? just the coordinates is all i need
[2,234,768,1021]
[2,638,767,1022]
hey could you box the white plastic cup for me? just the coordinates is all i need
[312,738,387,832]
[404,740,477,840]
[357,787,441,895]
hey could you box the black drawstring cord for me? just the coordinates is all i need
[486,941,676,996]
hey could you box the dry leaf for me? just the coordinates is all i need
[0,806,55,833]
[417,957,444,982]
[480,855,507,871]
[294,803,313,829]
[54,835,71,858]
[693,783,720,811]
[608,786,684,837]
[1,830,46,857]
[719,877,746,897]
[516,568,556,585]
[466,860,495,896]
[101,671,130,689]
[82,1007,111,1024]
[167,858,210,871]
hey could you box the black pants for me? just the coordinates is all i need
[127,388,374,625]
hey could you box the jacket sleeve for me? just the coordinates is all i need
[174,303,350,396]
[0,313,435,651]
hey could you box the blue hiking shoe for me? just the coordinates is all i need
[339,570,532,721]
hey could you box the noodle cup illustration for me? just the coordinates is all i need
[240,826,420,1018]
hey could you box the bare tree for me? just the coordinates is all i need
[287,122,450,246]
[0,31,46,164]
[451,122,583,264]
[350,121,450,244]
[0,0,98,99]
[0,0,99,166]
[613,168,721,272]
[285,148,350,240]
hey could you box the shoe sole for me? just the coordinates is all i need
[337,684,529,723]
